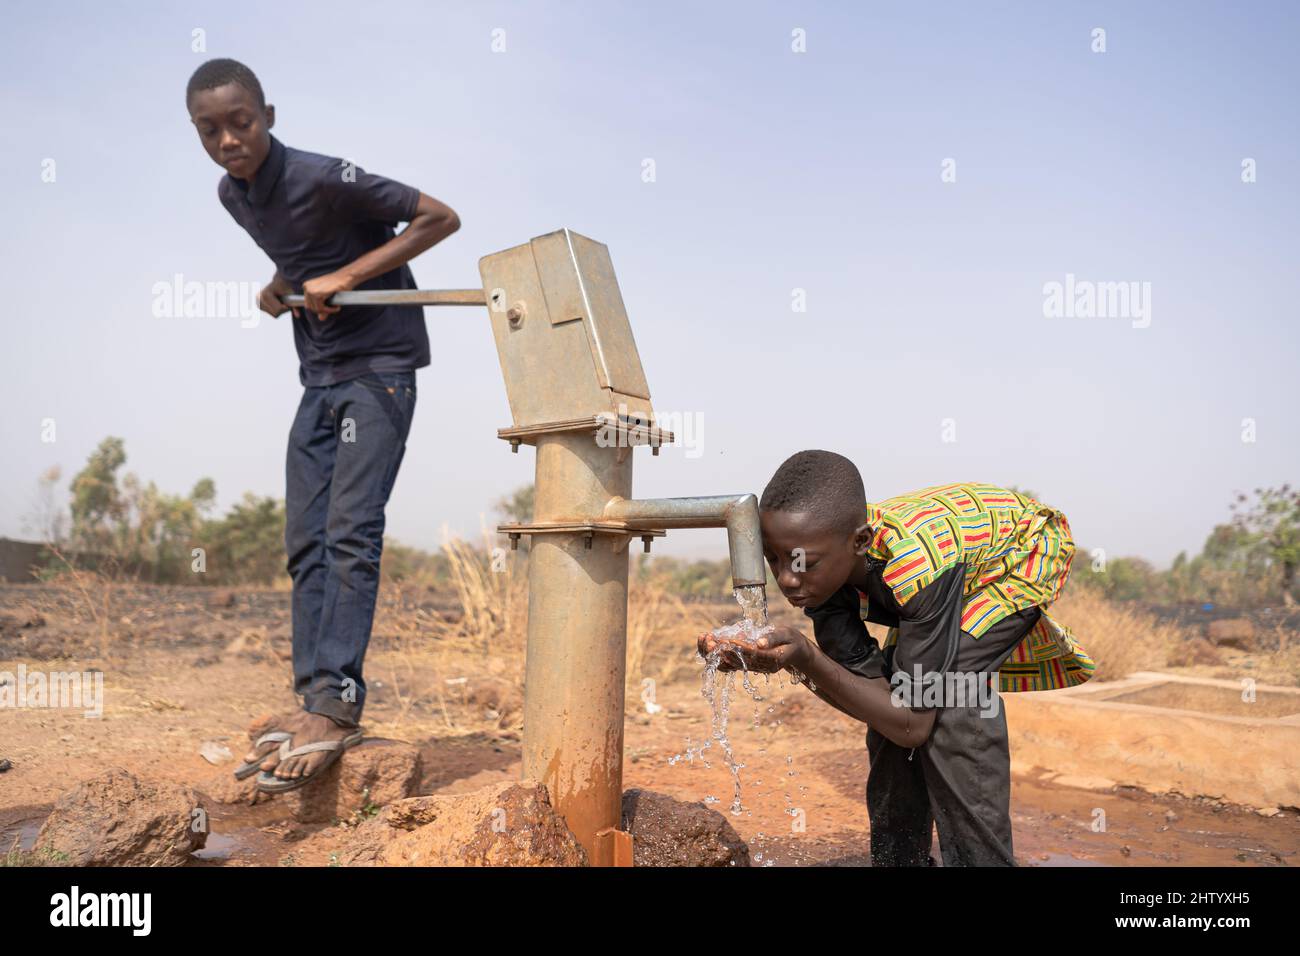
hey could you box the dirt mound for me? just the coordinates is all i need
[341,779,586,866]
[285,737,423,823]
[1207,618,1256,649]
[0,611,80,658]
[35,768,207,866]
[198,731,423,825]
[621,788,750,866]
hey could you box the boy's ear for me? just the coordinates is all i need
[851,522,871,556]
[265,104,275,129]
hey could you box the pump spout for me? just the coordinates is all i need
[602,494,765,588]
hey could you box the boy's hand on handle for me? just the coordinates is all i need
[259,272,300,319]
[697,625,812,674]
[302,269,355,319]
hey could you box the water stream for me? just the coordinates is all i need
[667,585,773,815]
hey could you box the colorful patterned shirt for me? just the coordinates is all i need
[858,482,1095,692]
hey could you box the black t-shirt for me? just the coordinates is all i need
[218,134,431,387]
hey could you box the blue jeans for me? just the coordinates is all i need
[284,370,416,727]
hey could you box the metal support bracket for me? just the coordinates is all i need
[497,414,675,449]
[498,521,666,543]
[592,827,634,867]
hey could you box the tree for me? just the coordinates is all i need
[1230,485,1300,599]
[65,437,217,580]
[199,493,287,585]
[68,437,127,554]
[23,465,68,546]
[1007,485,1042,503]
[495,484,535,553]
[495,484,535,524]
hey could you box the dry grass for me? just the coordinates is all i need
[1051,587,1187,681]
[34,546,123,658]
[625,581,717,700]
[368,533,527,734]
[368,536,721,733]
[1251,619,1300,686]
[38,532,1280,740]
[438,536,528,659]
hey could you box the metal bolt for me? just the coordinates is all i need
[642,535,653,553]
[584,533,594,550]
[509,533,520,551]
[510,439,521,453]
[507,301,526,328]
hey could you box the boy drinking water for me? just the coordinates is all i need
[186,58,460,792]
[700,450,1095,865]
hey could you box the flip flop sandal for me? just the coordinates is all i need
[255,729,365,794]
[232,730,294,780]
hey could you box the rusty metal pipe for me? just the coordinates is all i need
[522,432,632,863]
[602,494,765,588]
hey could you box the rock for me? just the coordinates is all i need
[341,780,587,866]
[35,769,207,866]
[620,788,750,867]
[208,589,238,609]
[199,741,233,765]
[195,768,267,806]
[1184,637,1224,665]
[455,677,523,723]
[284,738,423,823]
[1049,774,1117,792]
[201,722,421,816]
[1207,618,1255,649]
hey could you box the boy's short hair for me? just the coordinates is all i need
[186,58,265,109]
[760,450,866,534]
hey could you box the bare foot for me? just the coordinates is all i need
[269,712,357,782]
[243,710,303,769]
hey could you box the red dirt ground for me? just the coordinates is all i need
[1,584,1295,866]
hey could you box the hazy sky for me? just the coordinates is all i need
[3,0,1297,566]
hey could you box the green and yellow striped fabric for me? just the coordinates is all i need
[858,482,1095,693]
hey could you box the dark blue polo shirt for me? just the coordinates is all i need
[218,134,431,386]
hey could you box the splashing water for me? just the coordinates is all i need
[667,585,822,832]
[725,584,774,716]
[733,583,769,631]
[667,585,776,815]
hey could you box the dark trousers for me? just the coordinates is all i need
[284,370,416,727]
[866,606,1041,867]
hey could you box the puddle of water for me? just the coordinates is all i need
[3,819,43,853]
[191,832,239,861]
